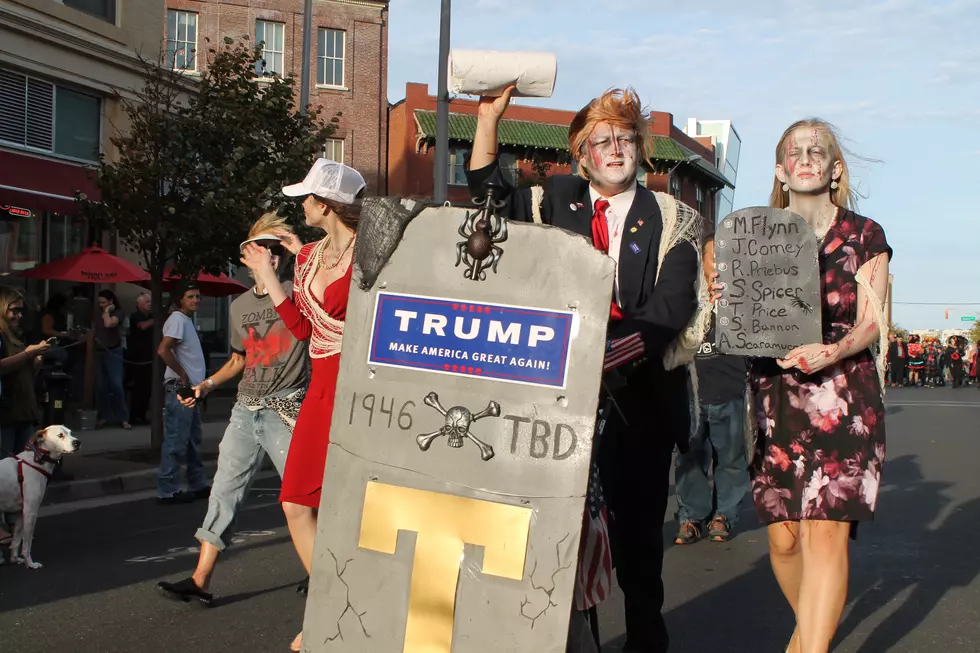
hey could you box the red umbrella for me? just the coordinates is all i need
[162,268,247,297]
[19,246,150,283]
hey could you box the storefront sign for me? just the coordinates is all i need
[1,204,32,218]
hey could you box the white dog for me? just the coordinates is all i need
[0,425,79,569]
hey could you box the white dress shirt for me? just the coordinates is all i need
[589,185,637,306]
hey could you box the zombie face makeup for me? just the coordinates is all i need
[777,126,840,195]
[578,121,639,194]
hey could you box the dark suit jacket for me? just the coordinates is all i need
[467,161,698,447]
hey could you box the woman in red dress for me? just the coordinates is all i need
[241,159,365,651]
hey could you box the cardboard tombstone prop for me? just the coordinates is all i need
[302,197,614,652]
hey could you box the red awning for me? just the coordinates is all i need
[0,150,100,215]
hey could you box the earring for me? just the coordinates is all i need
[782,183,789,192]
[831,180,839,190]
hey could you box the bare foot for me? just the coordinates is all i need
[290,632,302,652]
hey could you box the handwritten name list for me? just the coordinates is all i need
[714,207,822,357]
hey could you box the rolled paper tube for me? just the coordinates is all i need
[448,49,557,98]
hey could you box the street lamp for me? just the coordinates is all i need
[433,0,452,204]
[299,0,313,113]
[667,154,701,197]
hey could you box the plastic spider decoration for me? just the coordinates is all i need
[456,189,509,281]
[790,296,814,315]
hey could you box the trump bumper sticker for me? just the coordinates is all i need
[368,292,575,388]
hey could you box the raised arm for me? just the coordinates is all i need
[241,243,313,342]
[469,86,515,171]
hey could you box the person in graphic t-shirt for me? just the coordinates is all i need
[157,213,309,605]
[673,220,749,545]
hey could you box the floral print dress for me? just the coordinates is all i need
[751,209,892,526]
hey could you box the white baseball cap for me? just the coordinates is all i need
[282,158,366,204]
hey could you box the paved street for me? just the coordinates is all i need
[1,387,977,652]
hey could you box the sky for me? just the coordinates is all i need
[385,0,980,331]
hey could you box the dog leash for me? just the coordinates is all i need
[16,446,53,504]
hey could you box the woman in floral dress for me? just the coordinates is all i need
[740,120,892,653]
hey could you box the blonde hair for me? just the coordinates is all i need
[568,87,650,181]
[770,118,855,210]
[249,211,292,240]
[0,285,26,351]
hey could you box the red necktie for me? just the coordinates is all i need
[591,199,611,254]
[590,199,624,322]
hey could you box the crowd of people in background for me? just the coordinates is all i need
[0,282,202,460]
[887,333,978,388]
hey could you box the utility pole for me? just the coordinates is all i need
[299,0,313,113]
[433,0,451,203]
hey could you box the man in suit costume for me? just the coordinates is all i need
[468,87,699,652]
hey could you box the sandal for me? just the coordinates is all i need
[673,521,705,545]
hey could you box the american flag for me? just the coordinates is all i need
[574,408,613,611]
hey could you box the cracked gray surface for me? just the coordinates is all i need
[303,207,614,652]
[321,549,369,644]
[520,533,574,629]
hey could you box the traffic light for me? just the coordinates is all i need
[945,309,950,320]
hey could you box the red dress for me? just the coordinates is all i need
[274,243,352,508]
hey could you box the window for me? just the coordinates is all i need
[317,28,346,87]
[55,88,101,161]
[670,174,681,198]
[499,152,518,185]
[449,147,469,186]
[166,10,198,71]
[323,138,344,163]
[0,69,101,162]
[256,21,285,77]
[0,214,41,274]
[63,0,115,23]
[696,186,704,216]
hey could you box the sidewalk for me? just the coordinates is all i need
[44,393,274,506]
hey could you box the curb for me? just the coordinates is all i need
[42,458,276,506]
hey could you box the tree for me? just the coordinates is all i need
[516,155,553,188]
[81,38,337,447]
[968,320,980,345]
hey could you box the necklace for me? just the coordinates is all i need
[319,235,355,270]
[812,206,840,243]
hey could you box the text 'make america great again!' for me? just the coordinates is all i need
[714,207,822,357]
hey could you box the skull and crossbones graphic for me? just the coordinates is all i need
[416,392,500,461]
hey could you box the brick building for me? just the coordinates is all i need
[388,83,734,220]
[164,0,389,191]
[1,0,163,297]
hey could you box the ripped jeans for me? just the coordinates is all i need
[194,395,295,550]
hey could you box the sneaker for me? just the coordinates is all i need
[156,492,196,505]
[708,515,732,542]
[157,577,213,606]
[673,521,705,545]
